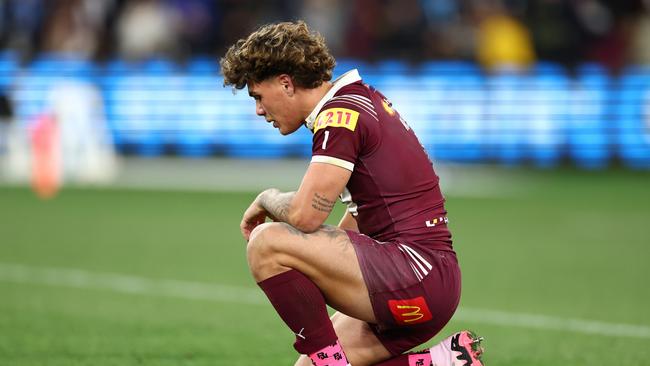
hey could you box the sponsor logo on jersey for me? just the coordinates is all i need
[313,108,359,132]
[387,296,433,325]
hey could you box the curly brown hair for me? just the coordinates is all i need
[220,21,336,90]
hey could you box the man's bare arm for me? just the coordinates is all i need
[257,189,296,223]
[241,162,350,240]
[257,163,350,233]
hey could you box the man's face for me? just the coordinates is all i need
[247,76,303,135]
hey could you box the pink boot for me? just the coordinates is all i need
[428,331,484,366]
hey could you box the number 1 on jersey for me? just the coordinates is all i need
[322,130,330,150]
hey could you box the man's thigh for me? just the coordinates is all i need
[251,222,375,322]
[294,312,392,366]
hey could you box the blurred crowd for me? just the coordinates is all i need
[0,0,648,72]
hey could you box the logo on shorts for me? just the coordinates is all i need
[387,296,433,325]
[425,216,448,228]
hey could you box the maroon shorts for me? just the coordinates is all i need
[346,230,461,356]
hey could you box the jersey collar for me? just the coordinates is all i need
[304,69,361,131]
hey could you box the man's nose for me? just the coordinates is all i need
[256,101,265,116]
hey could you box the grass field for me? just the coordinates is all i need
[1,167,649,365]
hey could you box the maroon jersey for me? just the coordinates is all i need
[305,70,452,249]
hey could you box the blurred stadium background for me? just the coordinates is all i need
[0,1,649,365]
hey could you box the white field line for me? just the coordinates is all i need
[453,308,650,339]
[1,262,649,339]
[0,262,265,305]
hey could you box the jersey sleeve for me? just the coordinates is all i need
[311,102,365,171]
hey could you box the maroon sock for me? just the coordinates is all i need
[257,269,338,355]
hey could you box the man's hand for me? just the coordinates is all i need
[240,194,269,241]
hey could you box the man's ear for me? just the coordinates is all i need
[277,74,295,96]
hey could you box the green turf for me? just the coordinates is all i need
[1,168,649,365]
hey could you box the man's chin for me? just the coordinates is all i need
[278,125,301,136]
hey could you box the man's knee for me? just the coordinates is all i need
[247,222,288,279]
[249,222,275,244]
[248,221,288,250]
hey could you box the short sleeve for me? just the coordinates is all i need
[311,105,364,171]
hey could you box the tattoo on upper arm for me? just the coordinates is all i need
[311,192,336,213]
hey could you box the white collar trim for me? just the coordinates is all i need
[305,69,361,130]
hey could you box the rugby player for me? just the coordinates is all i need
[220,21,484,366]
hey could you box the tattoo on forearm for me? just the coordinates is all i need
[259,189,295,223]
[311,192,336,213]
